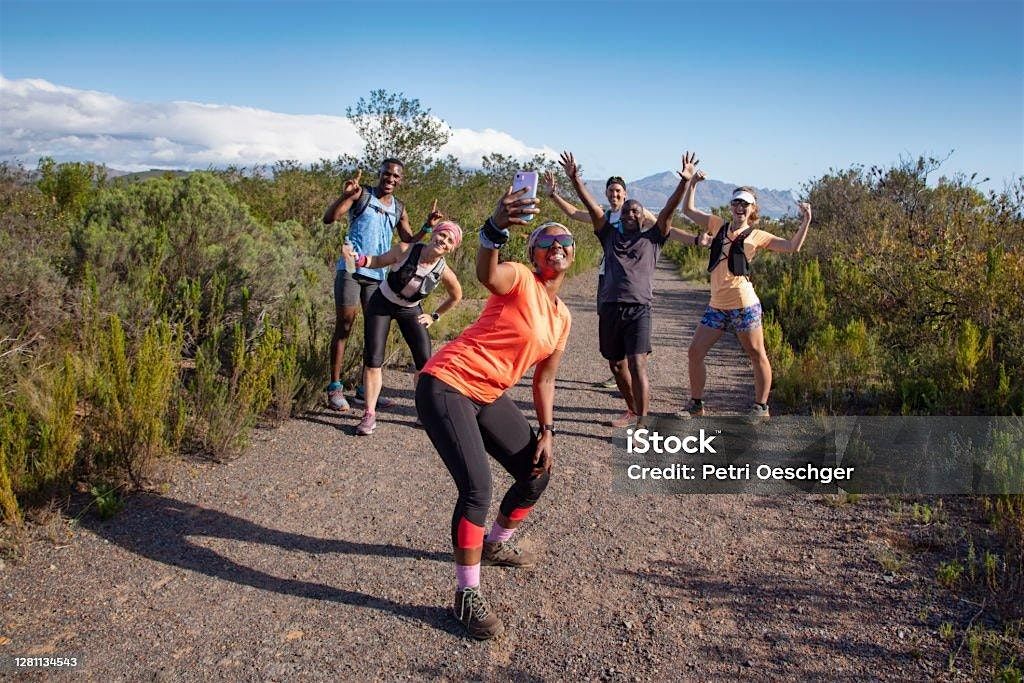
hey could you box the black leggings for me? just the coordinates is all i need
[362,290,432,369]
[415,374,550,548]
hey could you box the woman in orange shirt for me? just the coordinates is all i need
[676,153,812,420]
[416,186,573,640]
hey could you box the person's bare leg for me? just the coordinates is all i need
[363,366,383,414]
[737,326,772,404]
[610,358,635,413]
[687,324,724,400]
[330,305,358,381]
[627,353,649,417]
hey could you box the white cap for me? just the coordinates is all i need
[732,189,757,205]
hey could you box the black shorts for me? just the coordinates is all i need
[598,302,652,361]
[334,270,380,309]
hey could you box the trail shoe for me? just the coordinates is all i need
[453,587,504,640]
[598,376,618,389]
[609,410,637,428]
[673,400,705,419]
[482,540,537,569]
[327,381,349,412]
[355,412,377,436]
[748,403,771,423]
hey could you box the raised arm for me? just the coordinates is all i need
[531,347,564,476]
[542,170,590,223]
[476,186,540,295]
[323,169,363,224]
[683,167,724,233]
[764,202,813,253]
[402,198,443,244]
[559,152,605,233]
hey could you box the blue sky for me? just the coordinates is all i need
[1,0,1021,192]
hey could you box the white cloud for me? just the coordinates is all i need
[0,76,552,171]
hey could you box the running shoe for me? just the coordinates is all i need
[453,587,504,640]
[598,376,618,389]
[748,403,770,423]
[673,400,705,419]
[355,412,377,436]
[482,540,537,569]
[326,381,349,412]
[609,410,637,428]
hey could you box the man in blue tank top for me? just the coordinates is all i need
[322,158,429,411]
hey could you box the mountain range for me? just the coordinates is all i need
[584,172,797,219]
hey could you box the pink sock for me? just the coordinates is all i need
[486,522,516,543]
[456,563,480,590]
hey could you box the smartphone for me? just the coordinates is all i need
[511,171,539,221]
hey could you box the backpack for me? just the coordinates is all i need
[349,184,404,228]
[707,222,755,277]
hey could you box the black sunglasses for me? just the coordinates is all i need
[533,234,575,249]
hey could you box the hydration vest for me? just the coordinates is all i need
[350,185,404,227]
[708,222,755,277]
[384,243,446,304]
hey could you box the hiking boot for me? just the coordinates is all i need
[598,376,618,389]
[355,412,377,436]
[609,410,637,428]
[482,539,537,568]
[327,381,349,412]
[453,587,504,640]
[673,400,705,419]
[748,403,770,423]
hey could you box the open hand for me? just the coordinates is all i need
[680,151,700,182]
[542,170,557,198]
[492,185,541,228]
[558,151,580,179]
[417,313,434,328]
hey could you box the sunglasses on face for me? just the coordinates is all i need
[533,234,575,249]
[731,199,751,208]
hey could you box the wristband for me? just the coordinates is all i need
[421,221,432,234]
[480,217,510,249]
[355,254,369,268]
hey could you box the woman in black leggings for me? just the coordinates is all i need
[342,219,462,436]
[416,186,574,639]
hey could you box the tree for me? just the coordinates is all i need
[346,90,450,172]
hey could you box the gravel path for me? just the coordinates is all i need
[2,260,958,680]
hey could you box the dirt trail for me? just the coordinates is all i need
[2,260,955,680]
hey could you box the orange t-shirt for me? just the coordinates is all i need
[709,227,779,310]
[422,263,572,404]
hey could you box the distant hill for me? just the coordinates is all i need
[584,171,797,219]
[106,168,193,182]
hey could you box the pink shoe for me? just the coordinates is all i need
[355,412,377,436]
[609,410,637,428]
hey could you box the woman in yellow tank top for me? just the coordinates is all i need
[675,152,812,420]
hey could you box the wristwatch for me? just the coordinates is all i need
[540,424,556,436]
[431,312,441,322]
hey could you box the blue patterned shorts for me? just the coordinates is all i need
[700,303,763,333]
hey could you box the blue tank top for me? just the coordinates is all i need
[336,189,399,281]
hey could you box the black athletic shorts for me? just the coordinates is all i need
[598,302,652,361]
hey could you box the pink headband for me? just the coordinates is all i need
[434,221,462,248]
